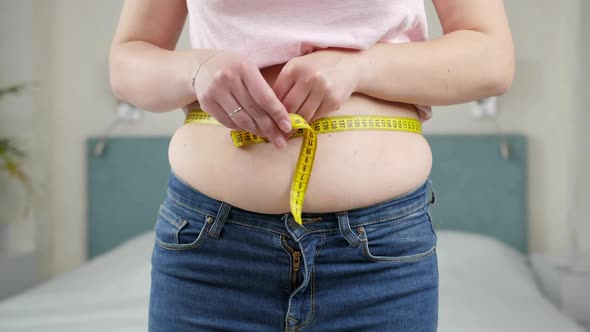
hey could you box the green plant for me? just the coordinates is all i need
[0,84,27,98]
[0,84,32,215]
[0,138,29,185]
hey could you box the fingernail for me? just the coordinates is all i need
[279,119,292,133]
[274,136,287,149]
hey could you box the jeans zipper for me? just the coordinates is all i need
[281,235,301,292]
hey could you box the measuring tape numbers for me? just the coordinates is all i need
[184,109,422,225]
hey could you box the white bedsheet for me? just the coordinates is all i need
[0,230,584,332]
[436,231,584,332]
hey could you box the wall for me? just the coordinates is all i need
[0,0,35,253]
[574,0,589,255]
[424,0,583,257]
[31,0,188,278]
[25,0,587,277]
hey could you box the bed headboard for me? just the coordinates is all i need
[86,134,527,259]
[426,135,528,253]
[86,138,171,259]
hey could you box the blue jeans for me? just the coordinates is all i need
[149,171,438,331]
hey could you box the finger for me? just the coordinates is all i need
[233,79,287,147]
[216,90,259,134]
[246,105,288,149]
[282,79,311,117]
[196,92,241,131]
[314,92,340,120]
[241,65,292,133]
[296,85,324,123]
[272,66,296,102]
[207,101,242,131]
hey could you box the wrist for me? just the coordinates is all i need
[346,49,368,93]
[188,49,222,98]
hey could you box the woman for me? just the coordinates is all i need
[110,0,513,331]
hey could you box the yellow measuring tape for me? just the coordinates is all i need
[184,109,422,225]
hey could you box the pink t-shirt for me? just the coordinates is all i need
[186,0,432,121]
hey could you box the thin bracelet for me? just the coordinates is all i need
[191,49,223,90]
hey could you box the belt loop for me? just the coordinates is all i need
[283,213,308,242]
[208,202,231,239]
[337,211,360,247]
[427,178,436,206]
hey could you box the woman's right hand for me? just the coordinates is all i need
[192,50,293,149]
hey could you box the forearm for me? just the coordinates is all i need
[109,41,217,112]
[354,30,514,106]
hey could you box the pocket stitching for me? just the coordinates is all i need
[362,206,425,231]
[167,192,210,218]
[155,222,209,251]
[158,204,184,229]
[425,207,438,241]
[360,239,436,263]
[357,221,437,263]
[154,205,210,251]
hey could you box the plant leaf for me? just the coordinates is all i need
[0,138,26,158]
[0,84,27,100]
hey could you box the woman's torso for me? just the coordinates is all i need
[169,62,432,214]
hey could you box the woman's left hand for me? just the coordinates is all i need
[271,48,362,125]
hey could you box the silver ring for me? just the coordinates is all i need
[228,106,244,118]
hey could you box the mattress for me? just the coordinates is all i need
[0,230,584,332]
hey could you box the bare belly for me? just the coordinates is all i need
[168,62,432,214]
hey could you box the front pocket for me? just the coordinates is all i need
[154,204,211,251]
[356,208,437,263]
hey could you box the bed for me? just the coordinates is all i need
[0,135,584,332]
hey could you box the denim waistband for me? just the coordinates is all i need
[165,170,435,235]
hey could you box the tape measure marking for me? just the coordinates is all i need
[184,110,422,225]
